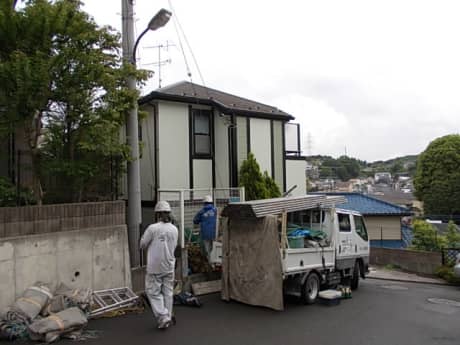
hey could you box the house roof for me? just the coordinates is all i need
[313,192,412,216]
[139,81,294,121]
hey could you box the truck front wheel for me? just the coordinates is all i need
[351,262,360,290]
[302,273,320,305]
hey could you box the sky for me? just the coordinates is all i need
[82,0,460,162]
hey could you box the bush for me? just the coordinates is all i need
[0,177,16,206]
[0,177,36,206]
[411,219,446,251]
[436,265,460,285]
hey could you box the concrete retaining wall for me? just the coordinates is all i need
[370,247,442,275]
[0,201,125,238]
[0,225,131,313]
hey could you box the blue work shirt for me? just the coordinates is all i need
[193,204,217,240]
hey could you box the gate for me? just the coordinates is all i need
[157,188,245,248]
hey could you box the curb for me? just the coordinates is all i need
[366,275,450,286]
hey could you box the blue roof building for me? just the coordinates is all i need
[313,192,412,248]
[325,192,412,216]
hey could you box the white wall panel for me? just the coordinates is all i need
[193,159,213,189]
[236,116,247,171]
[250,118,271,175]
[286,159,306,196]
[158,102,189,189]
[139,106,156,200]
[214,113,229,188]
[272,120,284,192]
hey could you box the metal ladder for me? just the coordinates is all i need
[90,287,139,317]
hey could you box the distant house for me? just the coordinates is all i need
[134,81,307,203]
[374,172,392,184]
[318,192,412,248]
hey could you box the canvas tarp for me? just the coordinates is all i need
[221,215,284,311]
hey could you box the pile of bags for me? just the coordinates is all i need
[0,282,92,343]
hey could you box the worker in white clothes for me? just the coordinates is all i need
[140,200,178,330]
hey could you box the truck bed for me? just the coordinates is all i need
[282,246,335,275]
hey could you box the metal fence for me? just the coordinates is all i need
[441,248,460,266]
[157,188,245,248]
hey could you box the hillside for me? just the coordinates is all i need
[306,154,418,180]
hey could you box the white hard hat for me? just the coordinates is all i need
[154,200,171,212]
[204,195,213,203]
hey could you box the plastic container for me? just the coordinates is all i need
[287,236,304,248]
[318,290,342,306]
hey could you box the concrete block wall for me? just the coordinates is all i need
[0,201,125,238]
[370,247,442,275]
[0,225,131,313]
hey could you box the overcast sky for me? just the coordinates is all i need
[83,0,460,162]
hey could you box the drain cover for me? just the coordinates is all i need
[380,284,409,290]
[427,298,460,307]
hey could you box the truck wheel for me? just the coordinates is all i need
[351,262,360,290]
[302,273,320,305]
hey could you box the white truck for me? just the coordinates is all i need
[220,194,370,310]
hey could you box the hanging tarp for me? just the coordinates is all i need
[221,215,284,311]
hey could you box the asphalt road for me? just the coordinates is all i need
[31,279,460,345]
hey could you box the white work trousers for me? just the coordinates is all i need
[202,240,213,261]
[145,272,174,324]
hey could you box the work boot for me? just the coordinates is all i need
[157,319,172,330]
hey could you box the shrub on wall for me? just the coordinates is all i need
[411,219,446,252]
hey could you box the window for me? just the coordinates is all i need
[354,215,368,241]
[338,213,351,232]
[192,109,212,157]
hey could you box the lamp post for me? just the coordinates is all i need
[122,1,172,267]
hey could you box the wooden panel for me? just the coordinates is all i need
[191,280,222,296]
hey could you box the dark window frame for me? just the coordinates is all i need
[338,213,351,232]
[191,108,213,158]
[353,215,369,241]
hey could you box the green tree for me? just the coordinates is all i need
[239,152,268,201]
[0,0,148,203]
[445,220,460,248]
[263,171,281,198]
[411,220,446,252]
[390,160,403,175]
[238,153,281,200]
[414,134,460,215]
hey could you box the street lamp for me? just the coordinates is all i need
[122,2,172,267]
[132,9,172,63]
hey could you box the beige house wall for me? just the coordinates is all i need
[365,216,402,241]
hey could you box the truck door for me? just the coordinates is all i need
[351,214,369,257]
[336,212,353,259]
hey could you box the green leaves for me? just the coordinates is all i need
[414,134,460,215]
[239,152,281,201]
[411,220,446,252]
[1,0,149,203]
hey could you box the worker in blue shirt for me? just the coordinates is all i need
[193,195,217,261]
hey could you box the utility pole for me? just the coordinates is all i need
[122,0,142,267]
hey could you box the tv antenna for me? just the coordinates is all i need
[144,41,176,88]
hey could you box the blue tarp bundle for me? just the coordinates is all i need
[288,229,311,237]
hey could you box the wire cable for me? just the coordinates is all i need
[167,0,193,85]
[168,0,206,87]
